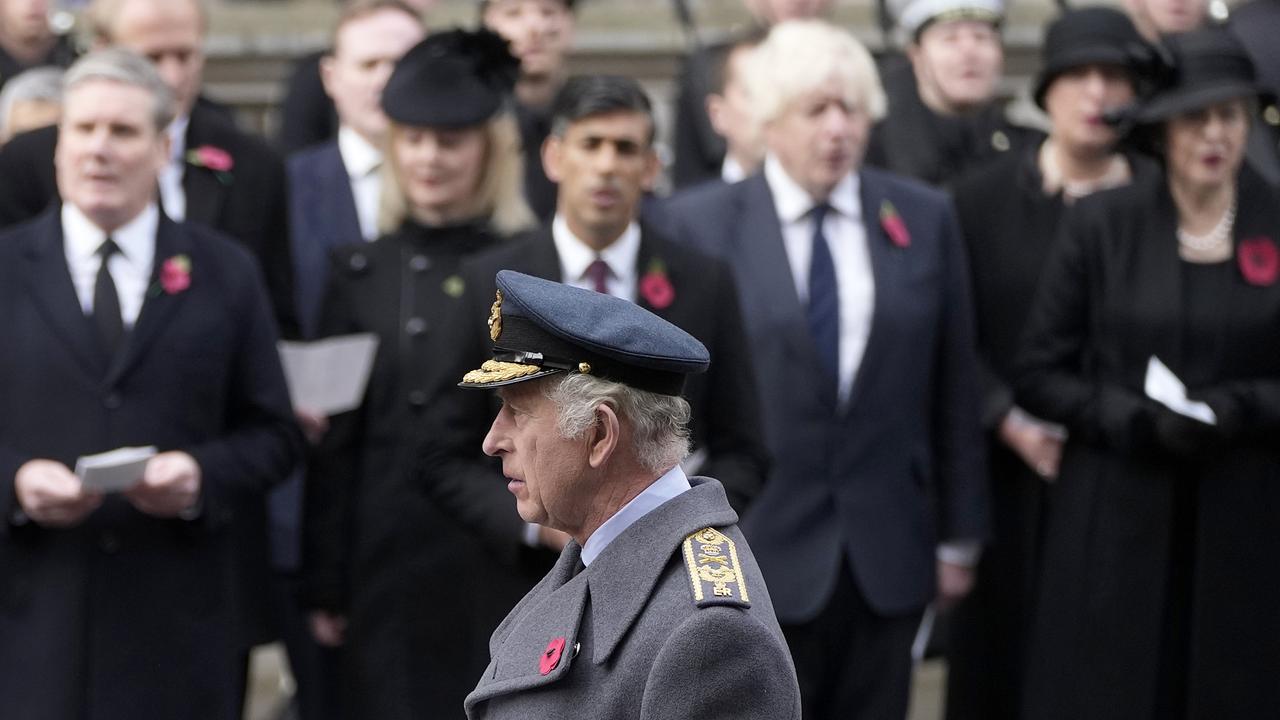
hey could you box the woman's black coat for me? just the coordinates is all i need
[302,220,533,719]
[1014,167,1280,719]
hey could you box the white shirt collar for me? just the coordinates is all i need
[581,465,692,567]
[551,214,642,296]
[337,125,383,178]
[62,202,159,269]
[763,154,861,223]
[721,156,748,184]
[167,114,190,164]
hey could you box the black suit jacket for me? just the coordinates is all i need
[0,100,297,336]
[421,225,768,562]
[286,139,363,338]
[662,169,989,620]
[0,209,302,720]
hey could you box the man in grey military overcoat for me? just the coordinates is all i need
[456,270,801,719]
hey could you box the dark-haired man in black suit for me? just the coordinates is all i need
[431,74,767,564]
[0,48,301,720]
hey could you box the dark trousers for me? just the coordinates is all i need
[272,573,346,720]
[782,562,922,720]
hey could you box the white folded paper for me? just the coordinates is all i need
[278,333,380,416]
[75,446,157,492]
[1144,356,1217,425]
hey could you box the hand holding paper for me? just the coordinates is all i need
[15,459,103,528]
[125,451,202,519]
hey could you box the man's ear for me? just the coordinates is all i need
[641,146,661,192]
[706,93,727,136]
[319,54,337,101]
[542,134,564,183]
[586,402,620,469]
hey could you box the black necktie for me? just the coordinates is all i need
[94,238,124,354]
[806,204,839,395]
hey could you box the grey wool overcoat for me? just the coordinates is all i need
[464,477,802,720]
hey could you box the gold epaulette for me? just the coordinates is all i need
[682,527,751,609]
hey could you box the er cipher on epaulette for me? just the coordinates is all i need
[682,527,751,609]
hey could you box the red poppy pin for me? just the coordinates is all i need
[159,254,192,295]
[186,145,234,184]
[539,636,566,676]
[880,200,911,248]
[1238,236,1279,287]
[639,257,675,309]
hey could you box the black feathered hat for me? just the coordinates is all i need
[381,28,520,128]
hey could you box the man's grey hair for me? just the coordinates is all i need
[545,373,692,475]
[743,19,887,127]
[0,67,64,135]
[63,48,176,132]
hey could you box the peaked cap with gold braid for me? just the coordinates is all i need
[458,270,709,396]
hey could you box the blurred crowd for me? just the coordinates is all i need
[1,0,1278,719]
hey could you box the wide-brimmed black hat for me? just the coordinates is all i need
[1133,26,1271,123]
[381,28,520,128]
[1033,7,1151,109]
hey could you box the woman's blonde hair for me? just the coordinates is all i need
[377,110,537,237]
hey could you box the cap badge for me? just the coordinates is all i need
[488,290,503,341]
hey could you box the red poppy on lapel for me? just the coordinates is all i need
[880,200,910,248]
[159,255,192,295]
[186,145,234,172]
[186,145,234,186]
[1239,237,1279,286]
[639,257,675,309]
[539,636,566,676]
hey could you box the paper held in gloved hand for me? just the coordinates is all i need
[1144,356,1217,425]
[75,446,158,492]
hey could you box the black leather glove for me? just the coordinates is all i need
[1152,407,1225,458]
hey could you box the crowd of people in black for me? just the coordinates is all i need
[1,0,1278,718]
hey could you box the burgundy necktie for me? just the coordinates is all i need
[585,258,612,295]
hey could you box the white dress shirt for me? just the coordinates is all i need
[581,465,692,566]
[338,126,383,242]
[551,214,642,302]
[157,115,190,222]
[764,154,875,408]
[62,202,159,328]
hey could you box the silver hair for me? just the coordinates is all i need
[0,67,64,136]
[743,19,888,128]
[545,373,692,475]
[63,48,176,132]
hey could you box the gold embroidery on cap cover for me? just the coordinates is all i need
[462,360,541,385]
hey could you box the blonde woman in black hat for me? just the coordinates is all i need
[302,28,536,720]
[946,8,1154,720]
[1015,26,1280,719]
